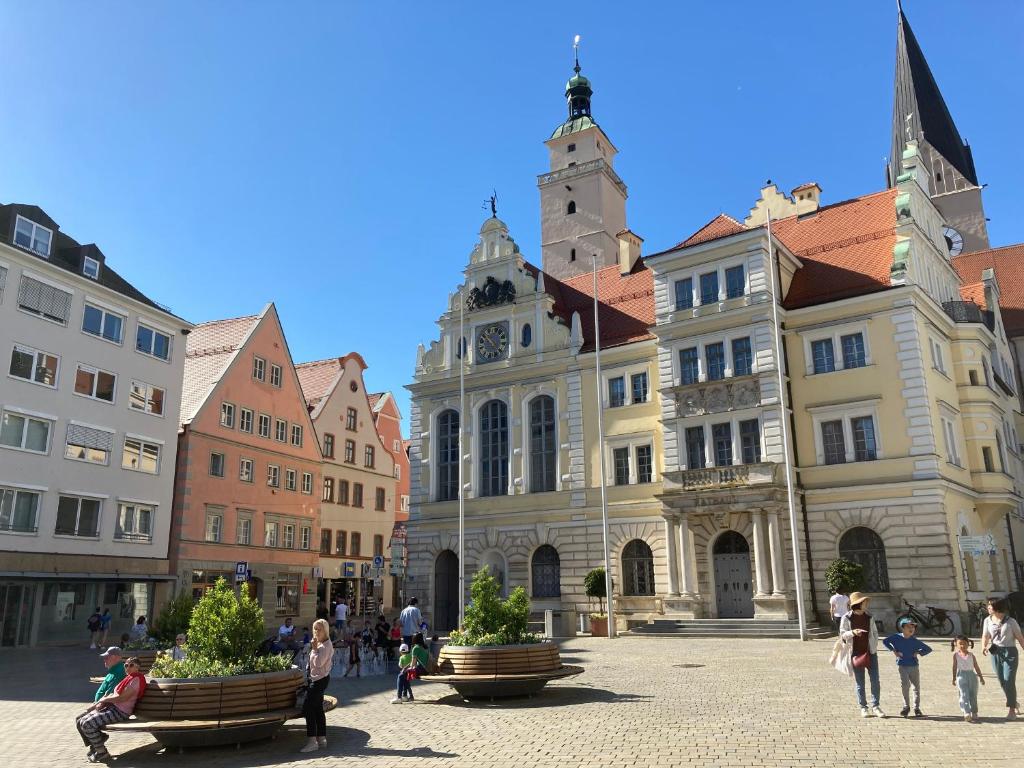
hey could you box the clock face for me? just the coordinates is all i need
[475,322,509,363]
[943,226,964,257]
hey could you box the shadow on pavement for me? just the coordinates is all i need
[428,685,652,709]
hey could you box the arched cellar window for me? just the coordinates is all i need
[531,545,561,598]
[529,395,556,493]
[838,526,890,593]
[622,539,655,596]
[436,410,459,501]
[479,400,508,497]
[566,200,576,215]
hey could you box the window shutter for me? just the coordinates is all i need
[18,276,72,323]
[66,423,113,452]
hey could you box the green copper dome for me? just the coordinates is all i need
[566,73,591,93]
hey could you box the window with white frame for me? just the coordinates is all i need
[128,381,165,416]
[608,376,626,408]
[930,337,947,375]
[739,419,762,464]
[252,356,266,381]
[674,259,749,306]
[635,445,653,483]
[0,410,51,454]
[265,521,279,547]
[393,464,401,480]
[257,413,270,439]
[301,472,313,494]
[237,514,252,545]
[0,486,40,533]
[18,275,71,324]
[631,372,649,404]
[725,264,745,299]
[64,422,113,465]
[114,503,153,542]
[804,325,869,375]
[607,437,656,485]
[74,364,116,403]
[239,408,253,433]
[706,342,726,381]
[283,523,295,549]
[0,265,7,302]
[364,444,374,467]
[55,495,101,537]
[604,364,650,407]
[270,363,282,387]
[291,424,303,446]
[221,402,236,428]
[941,415,962,466]
[285,468,296,491]
[275,418,287,442]
[205,509,223,542]
[239,457,254,483]
[674,277,693,310]
[684,425,706,469]
[811,402,880,465]
[14,216,52,255]
[122,437,160,474]
[732,337,753,377]
[682,416,763,469]
[9,344,59,387]
[82,256,100,280]
[699,271,719,305]
[677,333,756,385]
[300,525,311,550]
[136,323,171,361]
[267,464,280,487]
[82,303,124,343]
[711,422,733,466]
[209,452,225,477]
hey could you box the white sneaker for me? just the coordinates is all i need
[317,737,327,747]
[872,706,886,718]
[390,697,403,704]
[860,707,871,718]
[299,739,319,753]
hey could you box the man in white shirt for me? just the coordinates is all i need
[829,591,851,632]
[334,601,348,633]
[399,597,423,647]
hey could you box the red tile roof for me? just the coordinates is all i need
[368,392,383,411]
[774,189,898,309]
[953,244,1024,335]
[295,358,342,408]
[674,213,745,249]
[181,314,261,423]
[958,282,986,308]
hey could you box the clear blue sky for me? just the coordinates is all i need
[3,2,1021,432]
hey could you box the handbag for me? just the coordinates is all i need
[406,666,419,680]
[852,652,872,670]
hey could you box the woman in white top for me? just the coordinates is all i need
[300,618,334,753]
[981,597,1024,720]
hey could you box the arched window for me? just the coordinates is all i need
[436,410,459,501]
[479,400,508,497]
[838,526,890,593]
[566,200,576,215]
[531,545,561,598]
[521,323,532,348]
[622,539,655,596]
[529,396,556,493]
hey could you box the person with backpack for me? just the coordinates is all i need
[87,607,102,649]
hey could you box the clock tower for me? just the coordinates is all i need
[887,2,989,255]
[538,53,630,280]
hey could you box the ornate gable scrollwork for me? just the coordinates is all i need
[677,379,760,417]
[467,276,516,311]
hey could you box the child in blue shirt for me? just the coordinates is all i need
[882,617,933,717]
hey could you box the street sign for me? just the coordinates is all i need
[235,561,248,583]
[343,562,355,578]
[958,534,996,555]
[373,577,383,587]
[372,555,384,569]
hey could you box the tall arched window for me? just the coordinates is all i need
[622,539,655,596]
[566,200,576,215]
[529,396,556,493]
[436,410,459,501]
[531,545,561,598]
[838,526,890,593]
[479,400,508,497]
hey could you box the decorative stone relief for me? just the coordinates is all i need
[677,380,761,417]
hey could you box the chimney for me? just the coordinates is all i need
[791,183,822,215]
[617,229,643,275]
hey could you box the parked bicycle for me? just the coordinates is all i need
[964,599,989,636]
[896,598,955,636]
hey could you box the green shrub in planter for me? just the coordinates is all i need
[149,651,292,679]
[447,568,540,647]
[152,590,195,645]
[584,567,609,616]
[824,558,864,595]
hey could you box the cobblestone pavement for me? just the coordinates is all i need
[1,636,1021,768]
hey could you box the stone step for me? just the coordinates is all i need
[629,619,835,640]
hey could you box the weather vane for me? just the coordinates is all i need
[573,34,581,74]
[482,190,497,218]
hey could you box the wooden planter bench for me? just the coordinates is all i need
[423,641,583,699]
[103,668,337,750]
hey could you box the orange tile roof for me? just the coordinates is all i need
[958,281,986,308]
[774,189,898,309]
[368,392,383,411]
[674,213,745,249]
[953,244,1024,335]
[181,314,261,423]
[295,358,342,407]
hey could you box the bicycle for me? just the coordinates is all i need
[896,598,955,636]
[964,599,988,636]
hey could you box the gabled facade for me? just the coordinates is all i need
[296,355,398,613]
[369,392,410,523]
[0,203,191,646]
[170,304,321,629]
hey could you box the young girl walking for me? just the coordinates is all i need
[952,635,985,722]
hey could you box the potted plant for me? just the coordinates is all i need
[584,567,608,637]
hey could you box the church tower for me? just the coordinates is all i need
[888,2,989,255]
[539,48,629,280]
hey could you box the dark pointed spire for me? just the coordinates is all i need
[889,4,978,187]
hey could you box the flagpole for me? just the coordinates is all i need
[592,254,616,638]
[458,292,466,629]
[765,210,807,641]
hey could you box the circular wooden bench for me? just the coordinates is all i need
[423,641,583,699]
[104,668,337,750]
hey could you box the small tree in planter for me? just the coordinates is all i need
[448,568,539,646]
[584,568,609,637]
[152,590,194,646]
[824,558,864,596]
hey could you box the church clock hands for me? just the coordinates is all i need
[476,323,509,362]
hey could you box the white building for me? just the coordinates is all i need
[0,204,191,646]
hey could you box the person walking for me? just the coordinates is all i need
[882,617,932,716]
[76,656,147,762]
[87,607,102,649]
[839,591,884,718]
[829,591,850,634]
[342,628,361,678]
[98,609,112,646]
[981,597,1024,720]
[300,619,334,753]
[399,597,422,648]
[951,635,985,722]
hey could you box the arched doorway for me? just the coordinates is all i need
[433,550,459,633]
[713,531,753,618]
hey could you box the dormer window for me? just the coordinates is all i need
[82,256,100,280]
[14,215,52,257]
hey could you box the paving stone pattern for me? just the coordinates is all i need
[1,637,1020,767]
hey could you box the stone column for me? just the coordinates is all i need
[767,509,788,595]
[751,509,770,597]
[677,513,697,597]
[663,514,680,596]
